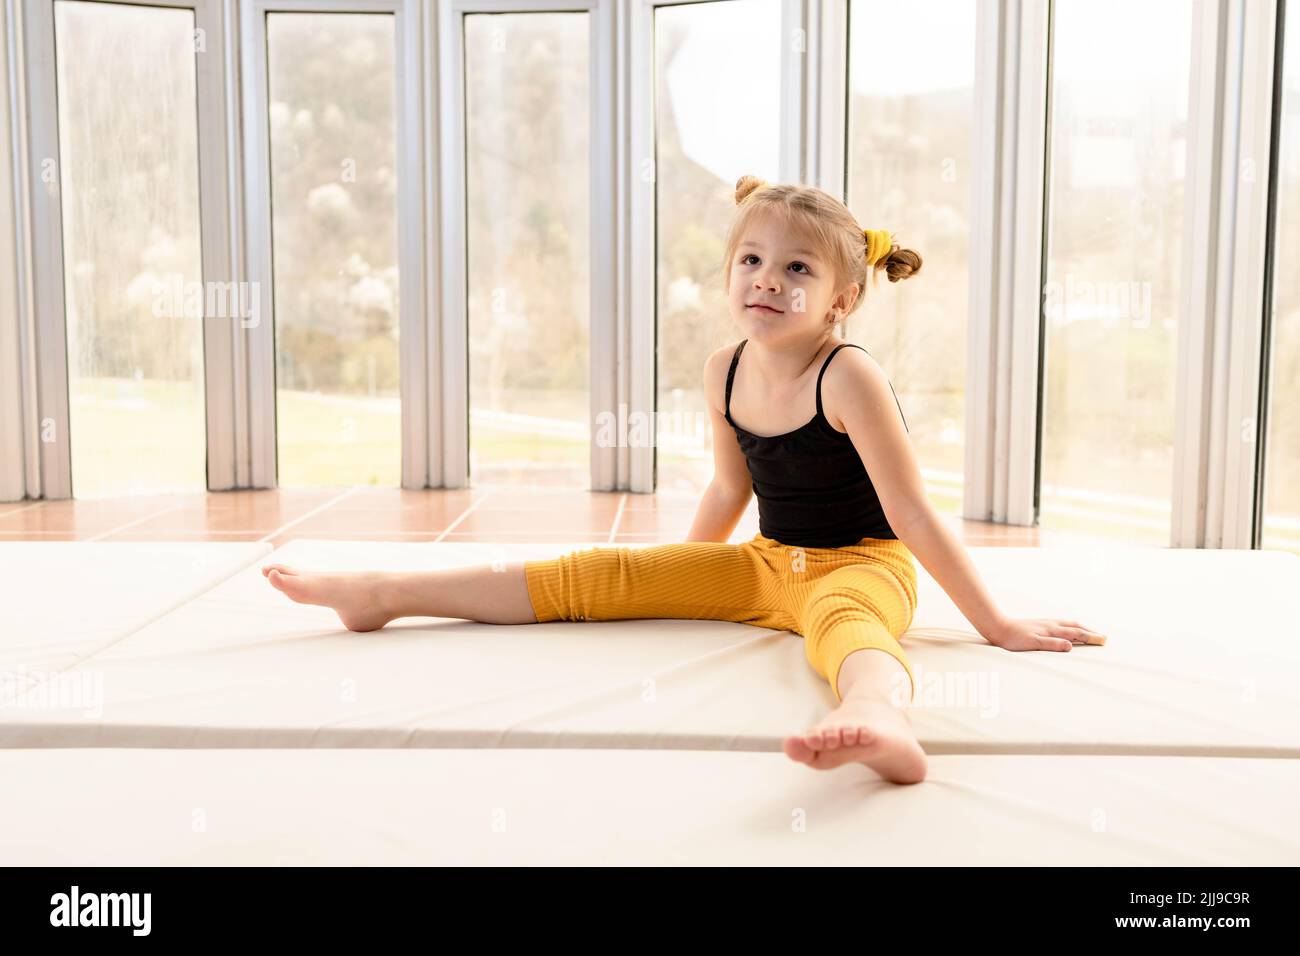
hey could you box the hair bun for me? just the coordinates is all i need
[883,247,923,283]
[734,175,768,205]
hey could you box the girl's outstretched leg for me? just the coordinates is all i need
[262,538,782,632]
[261,561,538,630]
[522,541,789,629]
[783,562,927,784]
[784,648,927,784]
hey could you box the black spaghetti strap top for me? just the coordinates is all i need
[723,339,909,548]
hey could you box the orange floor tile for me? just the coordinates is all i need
[0,484,1058,550]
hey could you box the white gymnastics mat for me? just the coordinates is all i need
[0,539,1296,757]
[0,541,272,691]
[0,748,1294,865]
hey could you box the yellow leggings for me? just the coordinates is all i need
[523,533,918,703]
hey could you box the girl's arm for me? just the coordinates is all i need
[825,348,1106,650]
[685,481,751,543]
[686,345,755,543]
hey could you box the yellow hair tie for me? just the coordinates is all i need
[863,229,893,267]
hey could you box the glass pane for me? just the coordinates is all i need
[655,0,782,496]
[846,0,976,517]
[1040,0,1193,543]
[54,0,205,498]
[267,13,399,486]
[1263,24,1300,554]
[464,13,590,487]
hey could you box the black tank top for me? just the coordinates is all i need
[723,339,908,548]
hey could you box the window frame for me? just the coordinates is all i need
[0,0,1286,554]
[1171,0,1276,549]
[437,0,615,490]
[242,0,430,489]
[10,0,234,499]
[626,0,812,492]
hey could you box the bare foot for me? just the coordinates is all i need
[783,695,927,784]
[261,563,395,632]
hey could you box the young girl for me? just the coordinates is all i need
[262,175,1105,785]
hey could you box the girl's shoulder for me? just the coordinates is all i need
[819,345,906,434]
[703,341,747,414]
[704,340,746,383]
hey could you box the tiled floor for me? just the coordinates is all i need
[0,484,1082,551]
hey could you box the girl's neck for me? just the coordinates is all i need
[744,334,838,388]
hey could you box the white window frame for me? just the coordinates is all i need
[1,0,36,500]
[1174,0,1276,548]
[967,0,1049,529]
[808,0,844,195]
[980,0,1278,547]
[9,0,237,499]
[436,0,616,490]
[1,0,1283,543]
[622,0,811,492]
[241,0,430,489]
[811,0,1044,527]
[1255,0,1290,550]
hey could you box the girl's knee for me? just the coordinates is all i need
[800,566,913,637]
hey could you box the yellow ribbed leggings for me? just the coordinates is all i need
[523,533,918,703]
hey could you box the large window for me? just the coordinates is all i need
[654,0,782,496]
[54,0,205,497]
[464,12,590,487]
[267,12,399,487]
[1039,0,1193,544]
[1262,18,1300,554]
[11,0,1292,543]
[845,0,975,516]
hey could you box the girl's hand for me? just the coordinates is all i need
[984,618,1107,651]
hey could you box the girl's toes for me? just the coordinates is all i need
[783,736,815,765]
[267,568,307,599]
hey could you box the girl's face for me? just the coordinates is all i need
[728,213,856,347]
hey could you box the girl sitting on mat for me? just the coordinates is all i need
[262,174,1105,785]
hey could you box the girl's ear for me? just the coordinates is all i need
[833,282,860,316]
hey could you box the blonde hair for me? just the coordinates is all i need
[720,175,922,322]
